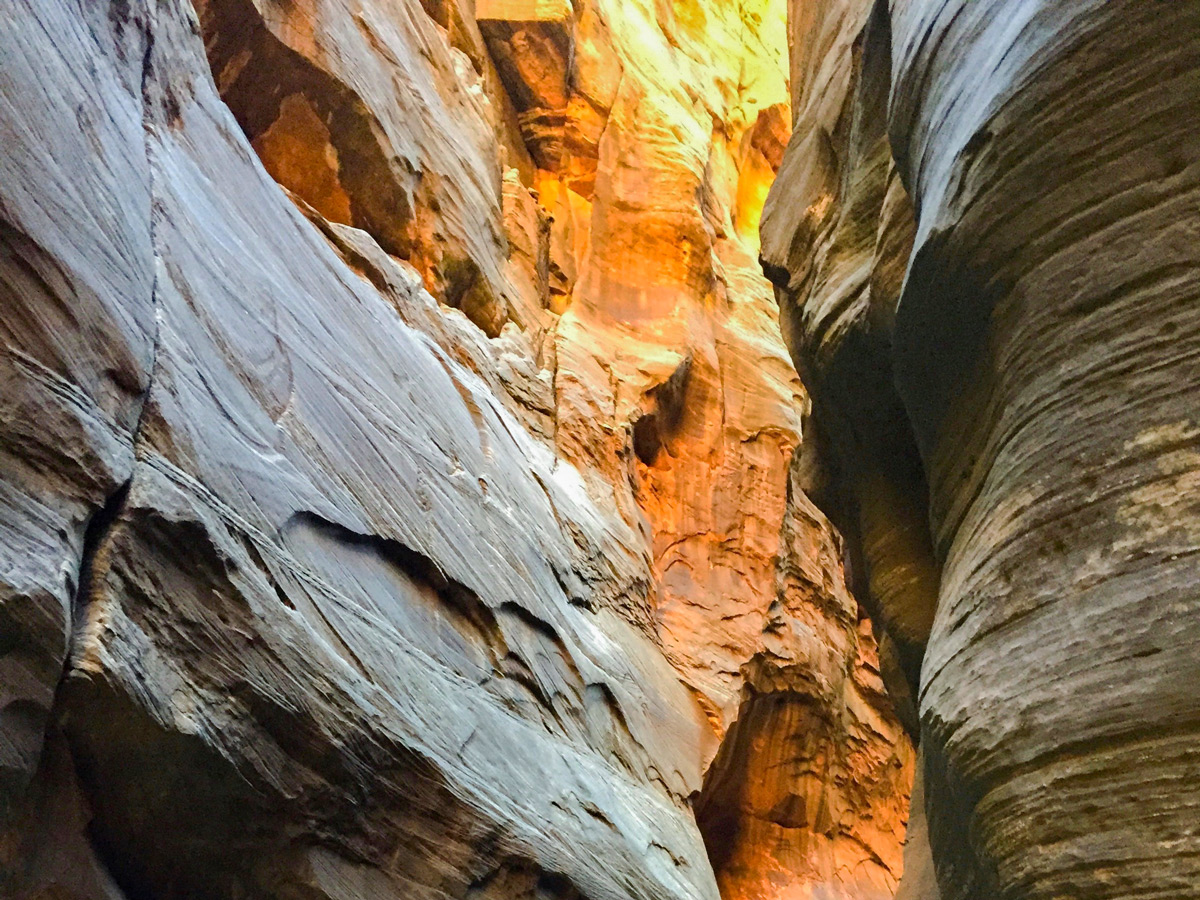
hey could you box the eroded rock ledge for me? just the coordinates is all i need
[0,1,912,900]
[763,1,1200,897]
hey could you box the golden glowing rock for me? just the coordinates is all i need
[472,0,916,894]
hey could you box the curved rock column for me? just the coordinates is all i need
[0,0,917,898]
[890,2,1200,896]
[766,0,1200,897]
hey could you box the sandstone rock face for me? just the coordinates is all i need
[764,1,1200,898]
[760,0,930,732]
[0,1,912,900]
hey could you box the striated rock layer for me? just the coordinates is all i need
[764,0,1200,898]
[0,2,913,900]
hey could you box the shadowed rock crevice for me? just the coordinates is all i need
[0,729,128,900]
[761,0,934,730]
[631,354,692,466]
[67,477,131,642]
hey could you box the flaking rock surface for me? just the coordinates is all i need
[0,1,912,899]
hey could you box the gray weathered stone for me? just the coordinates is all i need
[764,1,1200,897]
[1,2,714,897]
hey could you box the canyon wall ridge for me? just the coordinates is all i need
[763,1,1200,897]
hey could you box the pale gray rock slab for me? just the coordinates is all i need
[0,0,156,815]
[0,1,719,898]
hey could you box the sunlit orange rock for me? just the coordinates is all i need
[469,0,918,894]
[490,0,917,896]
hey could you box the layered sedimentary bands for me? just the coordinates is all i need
[763,1,1200,898]
[0,2,912,900]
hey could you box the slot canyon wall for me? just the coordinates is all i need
[763,0,1200,898]
[0,2,914,900]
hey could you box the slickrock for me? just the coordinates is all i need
[764,0,1200,897]
[4,6,710,899]
[0,2,913,900]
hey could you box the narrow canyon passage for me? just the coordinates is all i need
[3,1,1198,900]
